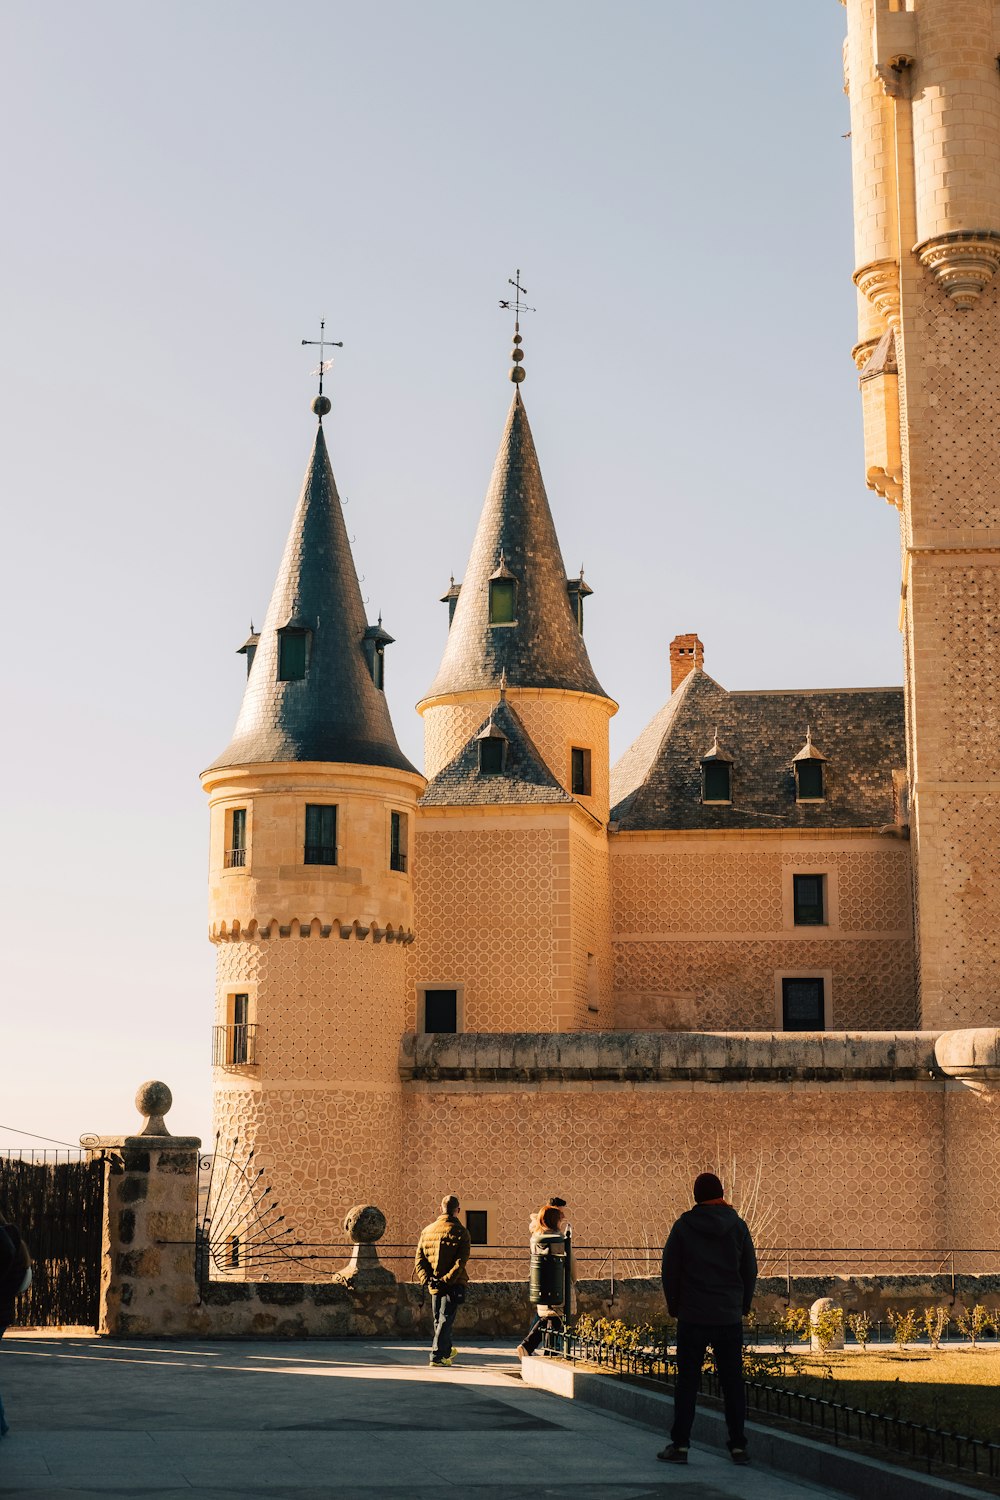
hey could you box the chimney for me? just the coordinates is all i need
[670,633,704,694]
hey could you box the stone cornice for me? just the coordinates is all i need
[914,231,1000,311]
[211,917,414,943]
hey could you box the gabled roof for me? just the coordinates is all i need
[610,669,905,830]
[419,698,574,807]
[207,423,417,774]
[422,390,609,701]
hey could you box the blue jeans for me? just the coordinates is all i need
[430,1291,460,1361]
[671,1320,746,1448]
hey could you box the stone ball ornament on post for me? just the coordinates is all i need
[135,1080,173,1136]
[331,1204,396,1288]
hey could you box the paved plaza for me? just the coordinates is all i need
[0,1334,847,1499]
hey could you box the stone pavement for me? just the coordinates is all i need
[0,1334,846,1498]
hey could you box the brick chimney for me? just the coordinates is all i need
[670,633,704,694]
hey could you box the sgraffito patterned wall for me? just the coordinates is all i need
[611,838,915,1030]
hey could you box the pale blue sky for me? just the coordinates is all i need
[0,2,893,1147]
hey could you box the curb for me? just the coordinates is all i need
[519,1355,989,1500]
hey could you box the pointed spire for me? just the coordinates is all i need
[208,422,416,773]
[423,390,608,701]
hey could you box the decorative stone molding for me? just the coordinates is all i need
[915,232,1000,311]
[867,466,904,509]
[934,1028,1000,1091]
[853,259,900,327]
[851,338,880,372]
[210,917,414,943]
[875,59,913,99]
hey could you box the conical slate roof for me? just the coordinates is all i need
[208,423,416,774]
[419,699,575,807]
[423,390,608,701]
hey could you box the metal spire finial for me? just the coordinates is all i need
[499,268,535,385]
[301,319,343,419]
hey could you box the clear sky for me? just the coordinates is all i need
[0,2,894,1149]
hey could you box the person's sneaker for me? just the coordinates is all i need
[729,1446,750,1465]
[656,1445,688,1463]
[429,1358,444,1367]
[438,1352,456,1367]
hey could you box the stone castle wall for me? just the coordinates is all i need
[611,835,915,1030]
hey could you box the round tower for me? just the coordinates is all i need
[202,391,423,1272]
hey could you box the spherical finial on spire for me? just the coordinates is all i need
[311,394,332,418]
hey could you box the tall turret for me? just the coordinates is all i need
[414,314,617,1033]
[201,382,423,1264]
[844,0,1000,1028]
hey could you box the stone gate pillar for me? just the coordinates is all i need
[82,1081,201,1337]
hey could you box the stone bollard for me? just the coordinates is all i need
[330,1205,396,1289]
[810,1296,845,1353]
[81,1081,201,1337]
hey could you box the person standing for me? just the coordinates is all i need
[517,1202,573,1358]
[414,1194,471,1368]
[658,1173,757,1467]
[0,1220,31,1438]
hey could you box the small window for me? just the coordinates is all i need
[793,874,825,926]
[796,760,824,800]
[390,810,407,872]
[227,1235,241,1269]
[489,578,516,624]
[570,747,591,796]
[782,977,825,1031]
[423,989,458,1033]
[372,642,385,691]
[231,994,250,1064]
[304,804,337,865]
[479,737,506,774]
[702,761,731,803]
[278,629,307,681]
[465,1209,488,1246]
[225,808,247,868]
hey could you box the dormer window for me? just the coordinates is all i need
[792,729,827,802]
[277,627,308,682]
[566,573,593,635]
[477,720,508,773]
[700,733,734,805]
[489,554,517,624]
[363,619,394,691]
[440,577,462,628]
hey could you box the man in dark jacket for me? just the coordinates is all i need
[659,1173,757,1466]
[414,1195,471,1368]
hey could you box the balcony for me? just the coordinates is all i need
[224,846,247,869]
[390,850,408,873]
[212,1024,258,1068]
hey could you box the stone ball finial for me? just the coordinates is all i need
[135,1080,173,1137]
[311,394,332,418]
[509,365,525,384]
[343,1204,386,1244]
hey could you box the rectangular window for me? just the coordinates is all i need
[702,761,731,803]
[423,989,458,1033]
[278,629,307,681]
[782,977,825,1031]
[390,810,407,872]
[225,808,247,868]
[793,873,825,925]
[465,1209,488,1246]
[796,760,825,800]
[489,578,516,624]
[304,804,337,865]
[478,737,505,773]
[231,994,249,1064]
[570,747,591,796]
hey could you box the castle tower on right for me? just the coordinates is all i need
[844,0,1000,1028]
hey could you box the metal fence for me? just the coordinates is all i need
[556,1329,1000,1483]
[0,1150,104,1328]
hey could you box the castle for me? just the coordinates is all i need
[201,0,1000,1273]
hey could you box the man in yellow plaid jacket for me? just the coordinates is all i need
[414,1195,471,1367]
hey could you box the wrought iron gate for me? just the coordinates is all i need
[0,1150,104,1328]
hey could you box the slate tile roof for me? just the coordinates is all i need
[422,390,610,702]
[611,669,905,831]
[207,422,417,775]
[419,699,574,807]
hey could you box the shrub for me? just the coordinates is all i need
[813,1305,844,1354]
[923,1306,949,1350]
[780,1307,811,1347]
[887,1308,920,1351]
[955,1303,992,1348]
[847,1311,872,1351]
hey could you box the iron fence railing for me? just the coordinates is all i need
[223,846,246,868]
[211,1024,258,1067]
[556,1330,1000,1483]
[390,850,407,872]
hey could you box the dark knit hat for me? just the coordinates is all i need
[693,1172,725,1203]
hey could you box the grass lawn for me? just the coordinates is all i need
[778,1348,1000,1444]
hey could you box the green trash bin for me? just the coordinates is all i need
[529,1231,566,1306]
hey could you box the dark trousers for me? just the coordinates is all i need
[430,1291,460,1361]
[522,1313,563,1355]
[671,1320,746,1448]
[0,1323,8,1435]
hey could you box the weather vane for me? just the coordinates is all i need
[499,268,535,385]
[301,319,343,400]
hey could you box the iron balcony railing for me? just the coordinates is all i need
[223,846,246,868]
[212,1024,258,1068]
[390,850,407,873]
